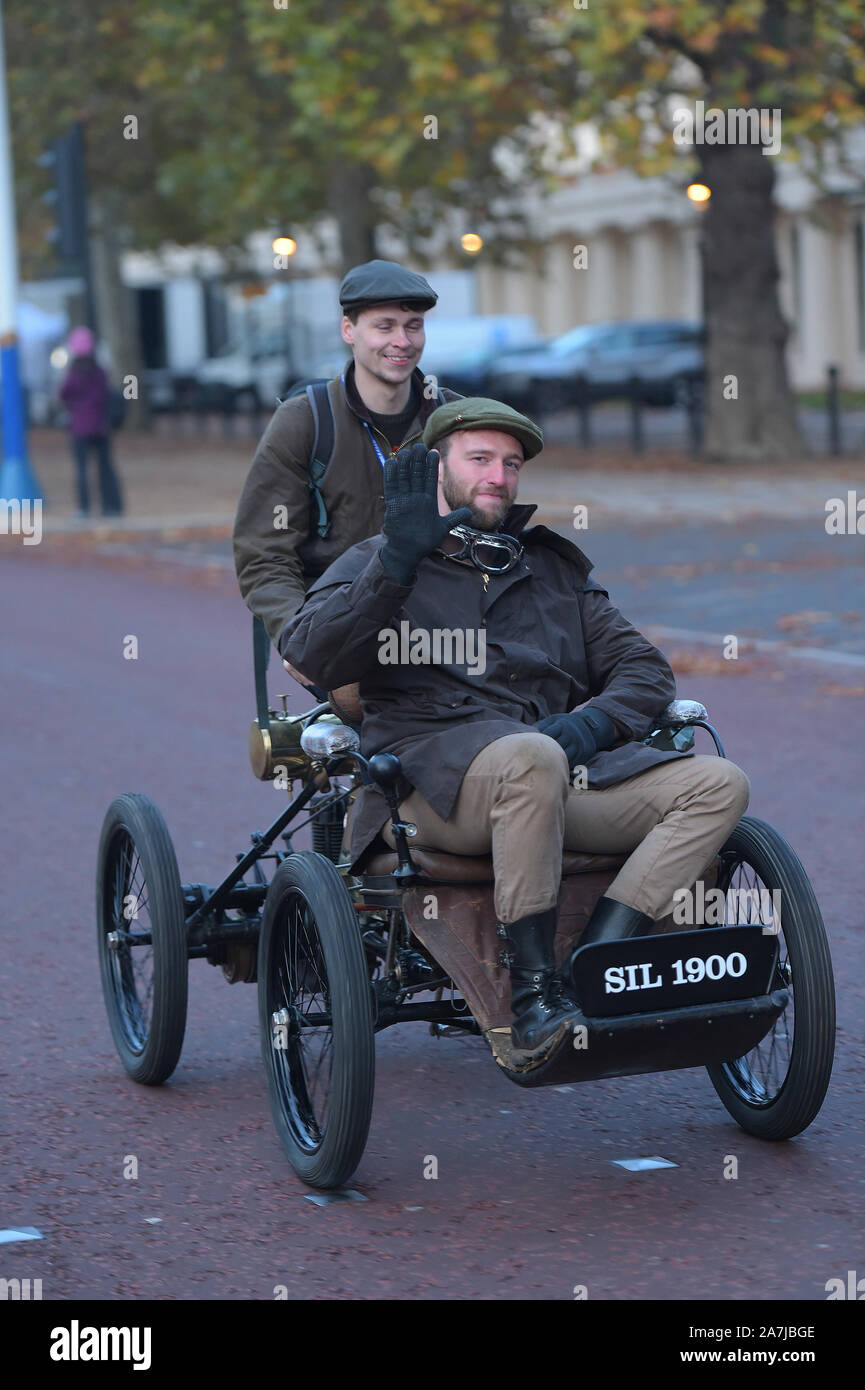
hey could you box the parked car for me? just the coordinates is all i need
[284,348,350,394]
[419,315,543,396]
[487,320,705,412]
[285,316,543,400]
[142,367,182,413]
[193,332,296,412]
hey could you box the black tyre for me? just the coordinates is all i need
[96,794,188,1085]
[706,816,835,1140]
[258,852,375,1189]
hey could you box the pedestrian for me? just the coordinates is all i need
[232,259,462,691]
[59,326,124,518]
[282,398,750,1054]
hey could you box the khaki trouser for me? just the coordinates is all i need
[382,733,750,923]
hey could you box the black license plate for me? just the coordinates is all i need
[571,926,780,1018]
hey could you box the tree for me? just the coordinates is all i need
[552,0,865,459]
[6,0,576,399]
[7,0,577,273]
[8,1,863,459]
[130,0,581,272]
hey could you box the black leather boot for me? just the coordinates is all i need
[500,909,581,1052]
[578,896,654,947]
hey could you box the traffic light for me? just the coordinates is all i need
[37,121,97,330]
[39,124,87,264]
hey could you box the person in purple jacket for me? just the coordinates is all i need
[59,326,124,517]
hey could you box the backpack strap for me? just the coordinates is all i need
[306,380,335,539]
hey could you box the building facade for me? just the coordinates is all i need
[114,145,865,394]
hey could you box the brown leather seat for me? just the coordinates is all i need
[362,847,627,882]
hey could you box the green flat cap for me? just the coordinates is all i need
[422,396,544,460]
[339,259,437,310]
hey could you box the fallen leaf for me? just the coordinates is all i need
[818,683,865,698]
[775,610,834,631]
[668,649,758,676]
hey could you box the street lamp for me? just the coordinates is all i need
[461,233,483,255]
[270,237,298,372]
[686,183,711,311]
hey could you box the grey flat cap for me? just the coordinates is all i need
[339,259,437,311]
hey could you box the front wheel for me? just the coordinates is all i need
[706,816,835,1140]
[96,794,188,1084]
[257,852,375,1189]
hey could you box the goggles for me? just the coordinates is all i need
[439,524,524,575]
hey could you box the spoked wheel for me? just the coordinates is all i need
[706,816,835,1140]
[96,794,188,1084]
[258,852,374,1189]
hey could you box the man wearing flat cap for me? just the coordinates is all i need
[282,399,750,1053]
[233,259,461,676]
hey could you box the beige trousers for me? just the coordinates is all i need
[382,733,750,923]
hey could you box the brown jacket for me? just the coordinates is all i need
[232,361,460,650]
[282,505,692,865]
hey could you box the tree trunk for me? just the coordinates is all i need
[89,195,151,430]
[329,164,379,274]
[699,142,805,461]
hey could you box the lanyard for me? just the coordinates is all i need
[343,372,391,470]
[362,419,389,470]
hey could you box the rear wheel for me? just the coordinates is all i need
[258,852,375,1189]
[96,794,188,1084]
[706,816,835,1140]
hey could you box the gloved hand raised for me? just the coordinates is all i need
[380,443,472,585]
[535,707,617,770]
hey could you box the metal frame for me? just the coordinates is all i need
[165,709,733,1042]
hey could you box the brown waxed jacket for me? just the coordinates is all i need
[232,361,461,650]
[281,505,693,866]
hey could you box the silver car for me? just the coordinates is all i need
[488,320,705,412]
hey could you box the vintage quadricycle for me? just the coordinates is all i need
[96,624,835,1189]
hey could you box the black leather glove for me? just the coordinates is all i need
[535,707,617,769]
[380,443,472,584]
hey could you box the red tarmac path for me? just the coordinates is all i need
[1,543,862,1300]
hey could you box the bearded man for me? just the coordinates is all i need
[281,399,749,1052]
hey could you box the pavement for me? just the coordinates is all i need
[22,424,864,666]
[22,422,865,535]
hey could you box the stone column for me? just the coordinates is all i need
[797,216,838,390]
[540,236,586,334]
[584,230,619,323]
[630,224,666,317]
